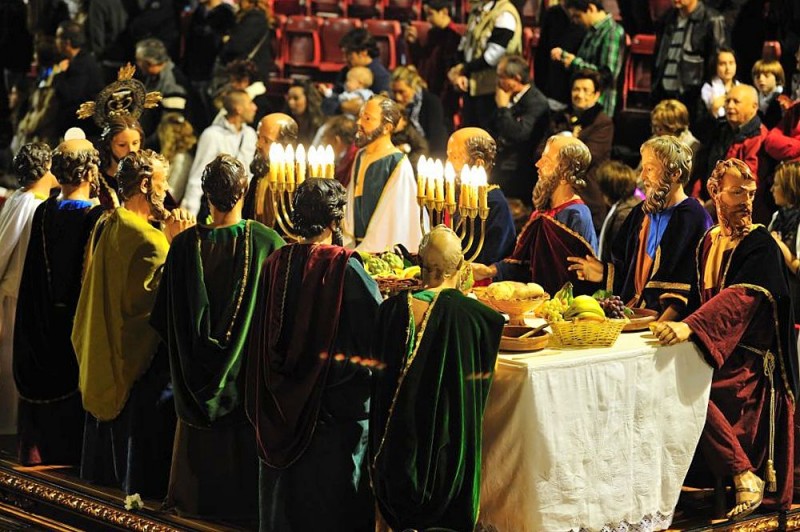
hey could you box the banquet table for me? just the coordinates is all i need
[478,330,714,532]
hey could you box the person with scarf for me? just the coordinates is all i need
[370,224,504,531]
[390,65,448,158]
[567,136,711,320]
[246,178,381,531]
[653,159,798,520]
[151,154,283,520]
[472,134,598,296]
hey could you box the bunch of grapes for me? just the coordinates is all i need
[598,296,626,319]
[540,298,569,322]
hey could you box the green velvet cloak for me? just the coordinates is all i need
[150,220,284,428]
[370,289,504,531]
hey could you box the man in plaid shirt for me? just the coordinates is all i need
[550,0,626,117]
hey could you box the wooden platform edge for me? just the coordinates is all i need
[0,464,182,532]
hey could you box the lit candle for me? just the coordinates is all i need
[284,144,295,184]
[433,159,444,202]
[425,159,435,201]
[469,167,478,208]
[307,146,317,178]
[324,145,335,178]
[269,143,282,182]
[459,165,470,209]
[445,161,455,205]
[295,144,306,184]
[476,166,488,210]
[416,155,427,198]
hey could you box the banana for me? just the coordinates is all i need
[553,282,574,305]
[573,312,606,322]
[564,295,605,319]
[402,266,421,279]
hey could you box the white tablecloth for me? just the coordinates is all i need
[479,331,713,532]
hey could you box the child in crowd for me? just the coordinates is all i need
[338,66,374,118]
[595,160,641,262]
[701,48,738,119]
[752,59,785,128]
[769,161,800,318]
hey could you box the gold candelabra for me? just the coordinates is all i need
[254,143,336,239]
[416,156,490,261]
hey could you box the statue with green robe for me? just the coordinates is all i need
[150,154,284,520]
[370,225,504,531]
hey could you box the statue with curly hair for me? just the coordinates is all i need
[13,138,105,467]
[0,142,57,435]
[150,153,283,519]
[652,157,799,519]
[567,135,712,320]
[472,134,599,297]
[72,149,196,498]
[246,176,382,530]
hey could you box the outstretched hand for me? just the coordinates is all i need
[566,255,603,283]
[650,321,693,346]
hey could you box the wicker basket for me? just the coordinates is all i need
[548,318,626,348]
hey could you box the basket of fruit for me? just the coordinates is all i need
[477,281,548,325]
[361,250,423,295]
[541,284,626,348]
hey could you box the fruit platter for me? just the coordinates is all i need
[359,249,423,295]
[537,284,626,348]
[476,281,549,325]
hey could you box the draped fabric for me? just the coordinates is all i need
[501,208,598,295]
[0,190,44,434]
[150,220,284,427]
[683,226,797,509]
[609,198,711,315]
[370,289,504,531]
[246,244,355,468]
[72,207,170,421]
[14,198,103,402]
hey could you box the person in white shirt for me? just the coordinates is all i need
[182,88,257,216]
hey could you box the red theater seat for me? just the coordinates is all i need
[364,19,402,71]
[281,16,322,74]
[319,17,363,73]
[622,34,656,111]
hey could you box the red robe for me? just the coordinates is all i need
[683,226,798,509]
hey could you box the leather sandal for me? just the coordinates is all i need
[726,476,765,521]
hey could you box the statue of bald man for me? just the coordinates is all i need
[370,225,504,531]
[446,127,516,264]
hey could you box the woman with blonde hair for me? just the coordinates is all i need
[391,65,448,156]
[650,99,701,195]
[157,112,198,204]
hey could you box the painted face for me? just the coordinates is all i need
[286,86,308,116]
[256,119,280,156]
[715,169,756,237]
[533,138,565,210]
[355,99,385,148]
[147,158,170,220]
[392,80,416,107]
[571,78,600,111]
[111,128,142,164]
[716,52,736,83]
[446,135,469,174]
[639,147,673,213]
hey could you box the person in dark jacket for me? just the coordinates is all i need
[53,20,104,137]
[218,0,273,85]
[182,0,235,100]
[490,54,549,205]
[405,0,462,127]
[391,65,448,157]
[548,69,611,233]
[652,0,727,126]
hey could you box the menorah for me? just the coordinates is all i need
[416,156,490,261]
[253,143,336,239]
